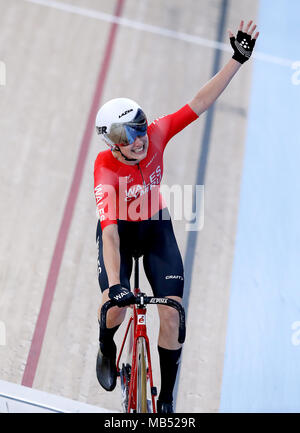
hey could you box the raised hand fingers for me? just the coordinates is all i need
[229,20,260,47]
[238,20,260,40]
[245,20,253,33]
[248,23,257,36]
[230,20,260,63]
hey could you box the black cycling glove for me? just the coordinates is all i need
[230,31,256,64]
[108,284,135,307]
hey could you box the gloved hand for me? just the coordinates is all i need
[108,284,135,307]
[229,20,259,64]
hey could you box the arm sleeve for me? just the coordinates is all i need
[94,164,118,230]
[149,104,199,151]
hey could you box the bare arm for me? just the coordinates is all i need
[102,224,121,287]
[188,59,241,116]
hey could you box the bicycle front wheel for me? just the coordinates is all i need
[136,337,148,413]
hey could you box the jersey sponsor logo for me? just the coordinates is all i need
[125,165,161,201]
[94,184,106,221]
[126,184,144,201]
[165,275,184,281]
[94,183,118,222]
[119,174,134,185]
[94,184,104,204]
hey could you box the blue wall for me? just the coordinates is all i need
[220,0,300,412]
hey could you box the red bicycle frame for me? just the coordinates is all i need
[116,287,156,413]
[100,256,185,413]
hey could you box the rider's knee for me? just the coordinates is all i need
[106,306,127,327]
[98,301,127,327]
[158,305,180,331]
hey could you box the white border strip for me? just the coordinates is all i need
[0,392,66,413]
[0,380,113,413]
[25,0,294,68]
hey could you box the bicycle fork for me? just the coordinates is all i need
[128,304,156,413]
[116,303,157,413]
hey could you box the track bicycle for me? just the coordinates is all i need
[100,255,186,413]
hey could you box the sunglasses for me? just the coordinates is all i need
[106,109,148,146]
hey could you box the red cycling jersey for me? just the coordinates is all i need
[94,104,198,230]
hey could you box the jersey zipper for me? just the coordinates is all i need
[137,163,146,188]
[136,163,148,218]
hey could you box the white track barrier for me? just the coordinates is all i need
[0,380,115,413]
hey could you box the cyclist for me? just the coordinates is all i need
[94,21,259,413]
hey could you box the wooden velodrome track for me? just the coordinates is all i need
[0,0,258,412]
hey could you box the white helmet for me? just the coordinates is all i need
[95,97,148,150]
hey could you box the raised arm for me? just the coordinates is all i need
[189,20,259,116]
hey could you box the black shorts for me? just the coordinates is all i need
[96,208,184,298]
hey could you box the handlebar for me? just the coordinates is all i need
[100,295,186,344]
